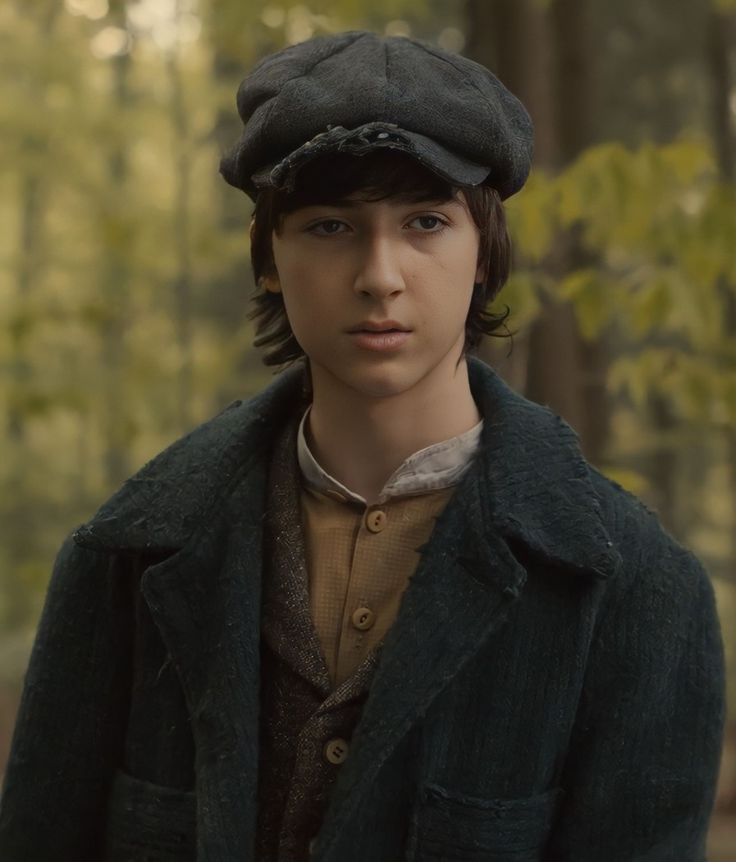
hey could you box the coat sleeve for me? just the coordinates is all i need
[544,530,727,861]
[0,532,136,861]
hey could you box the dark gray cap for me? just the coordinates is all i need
[220,31,534,201]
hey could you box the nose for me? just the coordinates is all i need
[352,234,406,300]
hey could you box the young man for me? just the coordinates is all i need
[0,30,726,862]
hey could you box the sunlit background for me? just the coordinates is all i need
[2,0,735,853]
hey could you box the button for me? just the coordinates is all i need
[352,607,375,631]
[365,509,387,533]
[323,737,349,765]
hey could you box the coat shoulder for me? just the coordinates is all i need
[74,367,307,553]
[585,464,713,600]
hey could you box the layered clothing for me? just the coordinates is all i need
[0,358,726,861]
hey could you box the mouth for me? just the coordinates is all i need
[347,321,411,333]
[346,327,411,352]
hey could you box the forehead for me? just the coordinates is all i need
[283,188,470,215]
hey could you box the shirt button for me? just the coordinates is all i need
[323,737,349,765]
[351,607,375,631]
[365,509,387,533]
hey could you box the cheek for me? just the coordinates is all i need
[273,269,327,342]
[274,245,333,300]
[434,229,481,277]
[426,241,479,318]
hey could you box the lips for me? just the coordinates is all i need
[347,320,411,333]
[349,328,411,352]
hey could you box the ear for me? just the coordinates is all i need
[259,274,282,294]
[474,261,486,285]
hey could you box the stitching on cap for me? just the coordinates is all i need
[257,32,367,152]
[414,41,525,146]
[416,42,493,109]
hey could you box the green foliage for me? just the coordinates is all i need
[498,271,543,331]
[505,172,559,264]
[557,269,617,341]
[507,136,736,426]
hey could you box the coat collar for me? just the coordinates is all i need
[73,357,621,580]
[72,364,307,553]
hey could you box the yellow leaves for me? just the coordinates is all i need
[609,347,736,424]
[660,135,714,185]
[505,169,558,263]
[557,269,614,341]
[508,136,734,401]
[626,272,675,336]
[557,142,631,237]
[500,271,542,329]
[620,266,710,341]
[549,136,716,252]
[509,138,732,368]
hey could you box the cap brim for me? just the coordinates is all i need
[251,122,491,192]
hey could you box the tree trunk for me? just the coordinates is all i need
[466,0,611,465]
[528,0,611,464]
[464,0,555,395]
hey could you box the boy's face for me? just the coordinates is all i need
[268,190,483,402]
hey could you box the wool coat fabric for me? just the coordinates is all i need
[0,357,726,862]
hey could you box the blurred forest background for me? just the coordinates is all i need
[2,0,736,851]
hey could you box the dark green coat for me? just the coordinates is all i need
[0,358,726,861]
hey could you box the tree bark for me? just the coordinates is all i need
[465,0,611,465]
[529,0,611,464]
[464,0,555,395]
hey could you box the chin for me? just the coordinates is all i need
[342,368,420,401]
[310,355,429,402]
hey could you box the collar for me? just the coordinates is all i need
[73,358,622,579]
[297,405,484,505]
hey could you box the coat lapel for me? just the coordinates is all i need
[316,475,530,858]
[72,366,308,862]
[137,466,268,860]
[313,361,624,857]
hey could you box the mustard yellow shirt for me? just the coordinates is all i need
[296,407,483,687]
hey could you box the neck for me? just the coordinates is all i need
[306,357,481,505]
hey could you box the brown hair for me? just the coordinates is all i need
[248,150,513,367]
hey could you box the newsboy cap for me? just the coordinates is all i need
[219,30,534,201]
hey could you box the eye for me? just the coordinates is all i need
[407,214,448,232]
[307,219,348,236]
